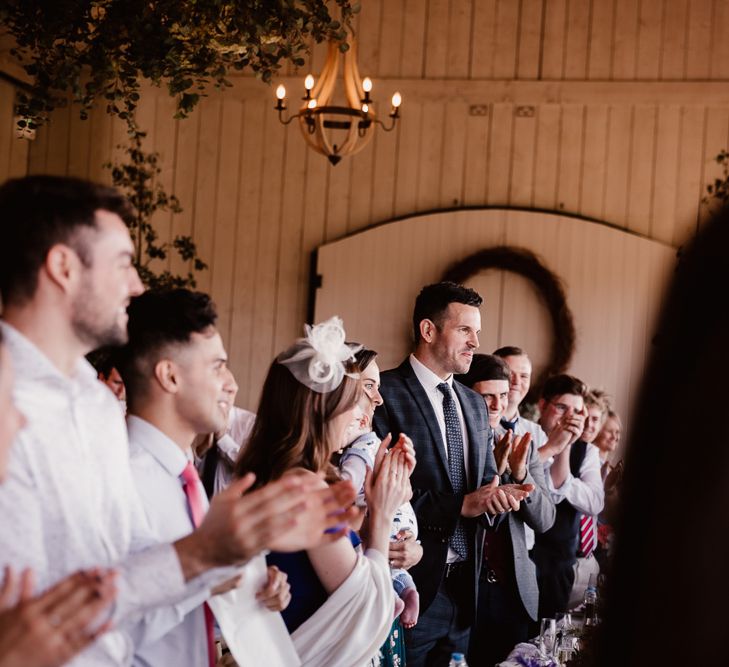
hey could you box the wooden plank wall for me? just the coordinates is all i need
[313,210,678,434]
[11,0,729,414]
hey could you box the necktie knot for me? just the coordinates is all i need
[180,461,200,487]
[437,382,452,399]
[180,461,206,529]
[501,417,517,432]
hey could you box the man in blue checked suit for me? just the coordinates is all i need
[374,282,534,667]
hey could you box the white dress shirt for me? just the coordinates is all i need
[127,416,212,667]
[409,354,472,563]
[0,323,212,666]
[545,442,605,517]
[194,406,255,496]
[512,414,549,450]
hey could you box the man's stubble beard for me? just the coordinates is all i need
[70,279,128,350]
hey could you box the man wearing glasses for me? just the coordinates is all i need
[530,375,604,621]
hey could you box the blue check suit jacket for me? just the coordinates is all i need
[373,358,498,619]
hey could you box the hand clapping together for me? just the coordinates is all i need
[0,566,116,667]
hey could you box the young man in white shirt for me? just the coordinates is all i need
[567,389,609,608]
[193,371,257,499]
[530,374,604,619]
[119,288,290,666]
[0,175,357,666]
[494,346,580,465]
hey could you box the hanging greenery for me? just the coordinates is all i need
[2,0,358,130]
[704,150,729,208]
[104,126,207,290]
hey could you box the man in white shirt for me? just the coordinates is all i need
[567,389,609,608]
[494,346,579,465]
[193,371,256,499]
[0,175,357,666]
[530,374,604,619]
[119,288,290,666]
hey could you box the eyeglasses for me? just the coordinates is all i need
[549,401,572,415]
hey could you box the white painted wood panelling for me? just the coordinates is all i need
[2,0,728,427]
[313,209,677,434]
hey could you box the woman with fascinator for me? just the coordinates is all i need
[234,317,412,667]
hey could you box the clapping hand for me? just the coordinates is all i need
[365,441,412,517]
[507,432,532,482]
[391,433,417,475]
[493,431,513,476]
[187,471,358,571]
[545,409,586,458]
[0,566,116,667]
[462,475,535,517]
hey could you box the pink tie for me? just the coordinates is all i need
[180,462,216,667]
[579,514,596,557]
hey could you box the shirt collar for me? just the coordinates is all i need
[127,415,190,478]
[0,321,99,391]
[409,353,453,394]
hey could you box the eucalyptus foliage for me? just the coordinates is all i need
[704,150,729,208]
[2,0,358,129]
[105,127,207,290]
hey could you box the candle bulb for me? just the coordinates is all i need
[391,91,402,108]
[362,77,373,93]
[276,84,286,100]
[362,103,369,113]
[308,98,317,109]
[304,74,315,91]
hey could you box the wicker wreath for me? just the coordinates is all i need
[442,245,576,404]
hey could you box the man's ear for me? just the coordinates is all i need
[154,359,179,394]
[420,319,436,343]
[44,244,83,293]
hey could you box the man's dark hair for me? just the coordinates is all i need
[540,373,587,402]
[117,289,218,405]
[412,281,482,343]
[493,345,526,358]
[86,347,121,378]
[0,175,133,306]
[456,354,510,387]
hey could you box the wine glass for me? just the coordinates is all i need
[555,637,577,665]
[539,618,557,660]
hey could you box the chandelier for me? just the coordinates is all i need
[274,31,401,166]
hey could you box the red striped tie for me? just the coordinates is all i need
[181,462,217,667]
[579,514,596,557]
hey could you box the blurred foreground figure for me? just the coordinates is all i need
[0,175,357,666]
[595,209,729,666]
[0,330,117,667]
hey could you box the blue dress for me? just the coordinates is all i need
[267,531,362,633]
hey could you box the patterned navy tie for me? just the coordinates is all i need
[438,382,469,560]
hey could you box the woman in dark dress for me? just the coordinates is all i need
[235,317,412,666]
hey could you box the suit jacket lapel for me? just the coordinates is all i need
[399,361,451,480]
[453,381,484,492]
